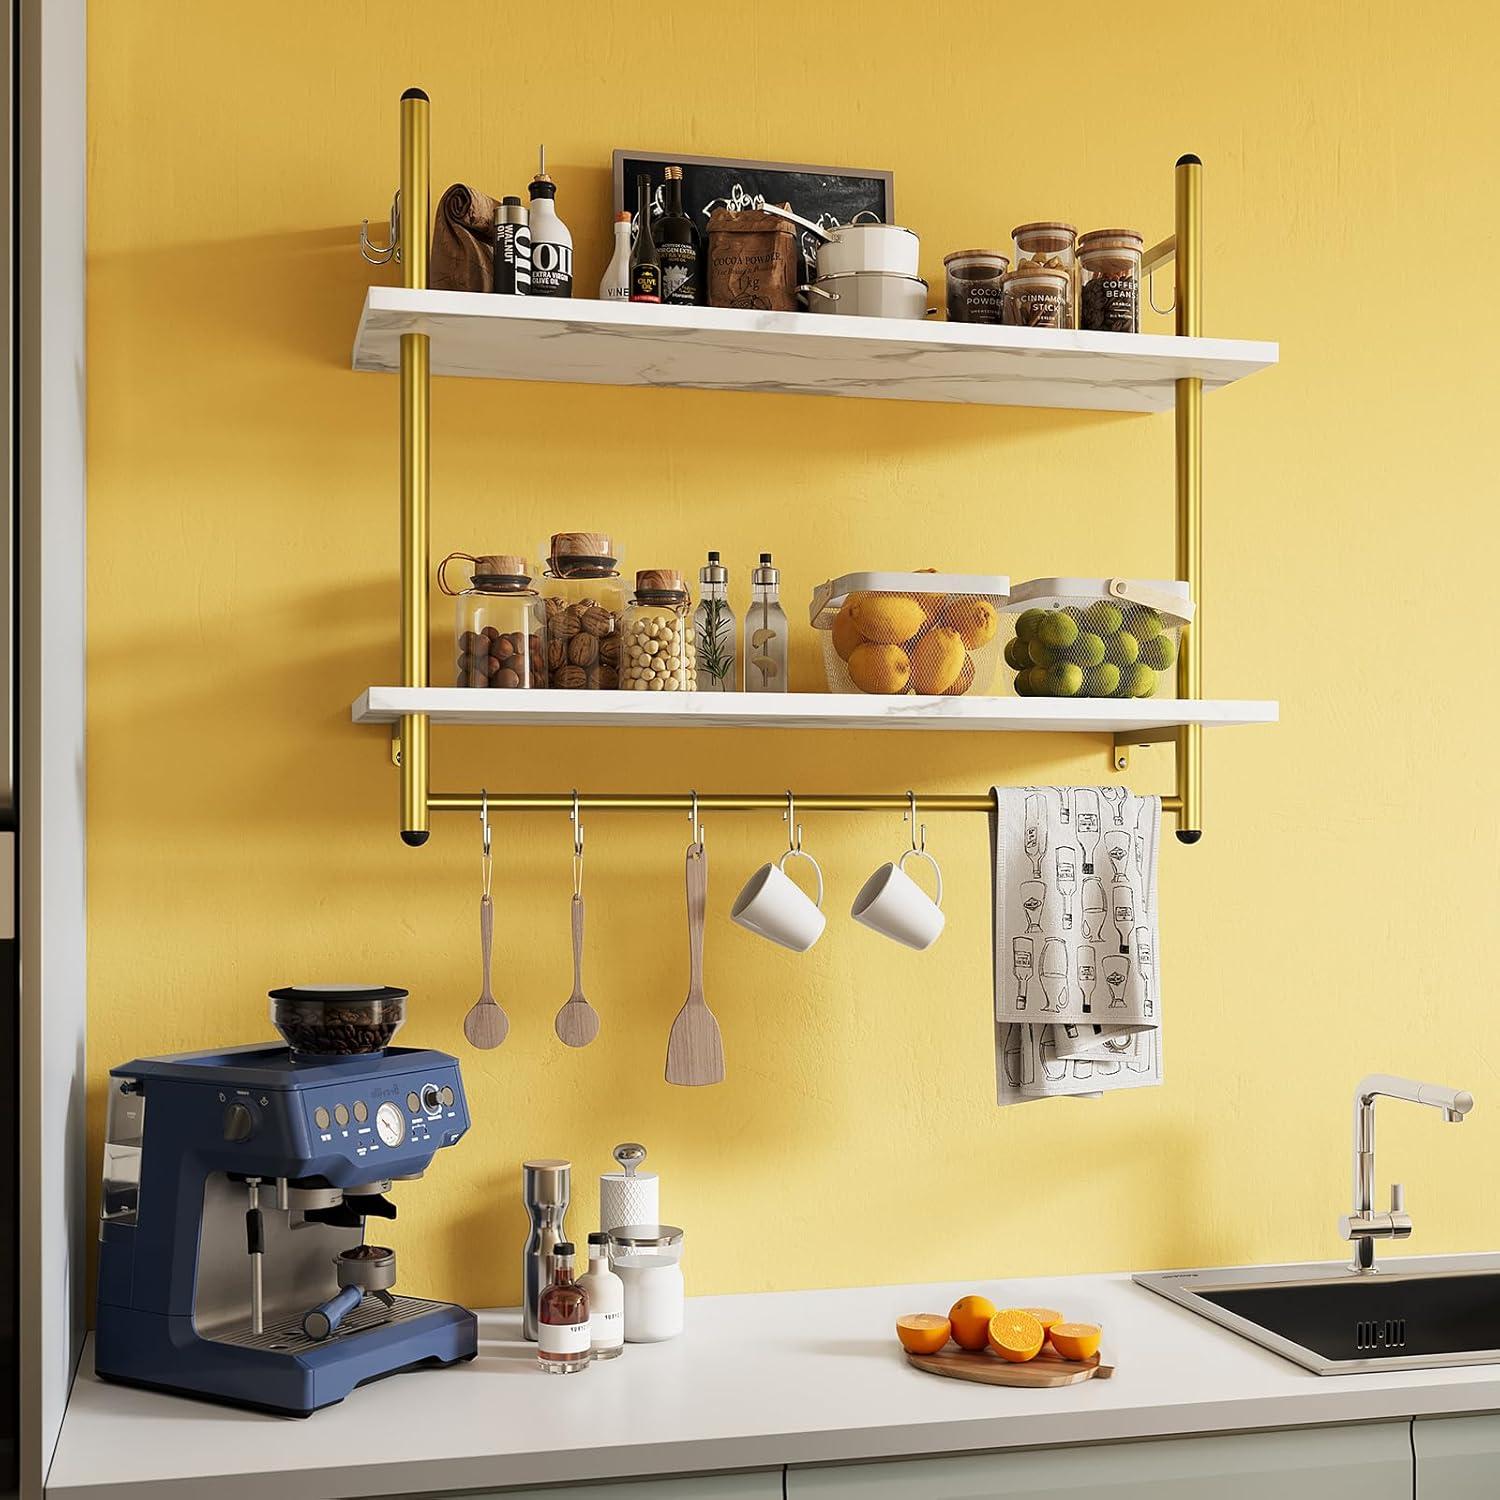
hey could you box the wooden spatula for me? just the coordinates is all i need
[462,890,509,1049]
[554,893,600,1047]
[665,842,724,1086]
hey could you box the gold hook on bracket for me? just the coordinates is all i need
[905,790,927,854]
[360,189,402,265]
[689,790,705,848]
[570,791,585,897]
[784,790,803,854]
[480,790,493,898]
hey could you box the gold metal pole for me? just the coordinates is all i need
[1174,154,1204,844]
[398,88,431,845]
[430,791,1186,817]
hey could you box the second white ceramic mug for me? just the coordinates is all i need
[850,848,944,950]
[731,849,826,952]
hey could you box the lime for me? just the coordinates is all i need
[1014,670,1034,696]
[1047,661,1085,697]
[1071,631,1106,668]
[1023,666,1051,696]
[1083,662,1121,697]
[1038,611,1079,650]
[1014,608,1048,643]
[1003,637,1031,671]
[1104,630,1140,667]
[1131,607,1165,642]
[1140,634,1176,671]
[1125,662,1158,697]
[1028,639,1058,668]
[1082,600,1124,636]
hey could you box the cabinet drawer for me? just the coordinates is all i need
[788,1421,1411,1498]
[429,1471,783,1499]
[1414,1412,1500,1497]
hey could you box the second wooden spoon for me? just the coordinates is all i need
[554,893,600,1047]
[462,891,509,1049]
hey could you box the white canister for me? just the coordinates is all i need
[608,1224,685,1343]
[600,1142,659,1234]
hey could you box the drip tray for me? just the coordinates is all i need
[211,1294,450,1354]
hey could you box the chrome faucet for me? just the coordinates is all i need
[1339,1073,1473,1273]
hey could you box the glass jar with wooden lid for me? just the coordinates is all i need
[623,570,697,692]
[1001,265,1071,329]
[1077,229,1144,333]
[1011,221,1078,328]
[540,531,626,690]
[943,249,1010,324]
[438,553,547,689]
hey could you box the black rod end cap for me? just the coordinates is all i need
[1175,828,1203,845]
[1176,153,1202,167]
[401,87,430,102]
[400,829,431,847]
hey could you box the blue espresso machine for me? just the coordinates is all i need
[95,1030,479,1416]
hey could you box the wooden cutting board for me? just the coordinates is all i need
[906,1345,1114,1388]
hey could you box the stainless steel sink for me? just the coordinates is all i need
[1134,1254,1500,1375]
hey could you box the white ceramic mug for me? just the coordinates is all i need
[731,849,826,952]
[851,849,944,950]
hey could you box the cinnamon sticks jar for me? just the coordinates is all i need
[540,532,626,690]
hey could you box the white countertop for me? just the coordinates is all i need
[46,1264,1500,1498]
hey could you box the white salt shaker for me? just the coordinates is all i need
[608,1224,685,1343]
[599,1141,659,1235]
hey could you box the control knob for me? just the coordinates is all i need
[223,1102,256,1143]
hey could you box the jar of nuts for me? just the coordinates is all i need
[438,553,547,689]
[541,532,626,691]
[623,570,697,693]
[1011,221,1078,328]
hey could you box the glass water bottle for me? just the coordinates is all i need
[693,551,737,691]
[744,553,788,692]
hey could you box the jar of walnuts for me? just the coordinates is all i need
[623,570,697,692]
[540,532,626,690]
[438,552,547,689]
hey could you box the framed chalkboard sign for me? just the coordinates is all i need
[611,150,895,281]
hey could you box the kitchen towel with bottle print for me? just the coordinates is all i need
[989,786,1162,1104]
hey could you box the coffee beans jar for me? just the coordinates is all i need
[1011,221,1077,328]
[541,532,626,690]
[943,250,1009,324]
[1078,228,1143,333]
[438,553,547,689]
[623,571,696,692]
[1002,266,1071,328]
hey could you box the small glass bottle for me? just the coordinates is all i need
[744,553,788,692]
[537,1241,591,1374]
[693,551,737,691]
[578,1231,625,1360]
[623,570,697,691]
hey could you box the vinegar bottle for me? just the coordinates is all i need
[599,211,632,301]
[537,1242,591,1373]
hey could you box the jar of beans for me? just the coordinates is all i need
[1011,221,1077,328]
[1078,229,1143,333]
[541,532,626,690]
[439,553,547,689]
[1001,265,1071,329]
[623,570,697,692]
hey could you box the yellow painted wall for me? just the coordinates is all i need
[86,1,1500,1311]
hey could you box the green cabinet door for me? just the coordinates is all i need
[788,1421,1412,1498]
[1414,1413,1500,1496]
[428,1471,783,1499]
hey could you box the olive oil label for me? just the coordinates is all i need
[531,241,573,297]
[660,244,698,304]
[630,264,662,302]
[539,1319,590,1355]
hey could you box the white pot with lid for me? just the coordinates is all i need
[804,271,934,321]
[759,203,920,277]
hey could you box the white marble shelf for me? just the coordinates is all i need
[352,687,1279,734]
[351,287,1278,412]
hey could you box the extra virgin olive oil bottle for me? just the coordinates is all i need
[629,174,662,304]
[657,165,701,306]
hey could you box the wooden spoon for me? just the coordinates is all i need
[554,893,600,1047]
[462,891,509,1049]
[665,843,724,1086]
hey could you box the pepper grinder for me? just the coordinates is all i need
[599,1141,659,1235]
[522,1158,571,1341]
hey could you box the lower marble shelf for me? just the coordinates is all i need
[352,687,1278,735]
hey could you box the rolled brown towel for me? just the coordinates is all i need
[429,184,500,293]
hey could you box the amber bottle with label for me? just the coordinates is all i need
[537,1242,591,1373]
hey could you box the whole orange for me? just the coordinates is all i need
[895,1313,952,1355]
[947,1295,998,1350]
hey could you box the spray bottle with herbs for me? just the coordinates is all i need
[693,551,737,691]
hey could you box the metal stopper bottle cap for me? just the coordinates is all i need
[612,1142,647,1178]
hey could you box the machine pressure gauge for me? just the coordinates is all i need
[375,1101,405,1147]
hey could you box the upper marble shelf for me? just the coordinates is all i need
[352,287,1278,413]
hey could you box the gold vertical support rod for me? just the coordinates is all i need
[398,88,432,845]
[1173,154,1204,845]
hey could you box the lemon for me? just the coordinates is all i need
[1038,611,1079,650]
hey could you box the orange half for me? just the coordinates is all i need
[1048,1322,1102,1361]
[896,1313,952,1355]
[1021,1306,1063,1332]
[988,1308,1045,1362]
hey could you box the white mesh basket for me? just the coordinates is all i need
[1000,578,1192,699]
[809,572,1011,696]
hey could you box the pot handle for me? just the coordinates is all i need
[760,202,833,242]
[797,283,839,303]
[924,307,940,318]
